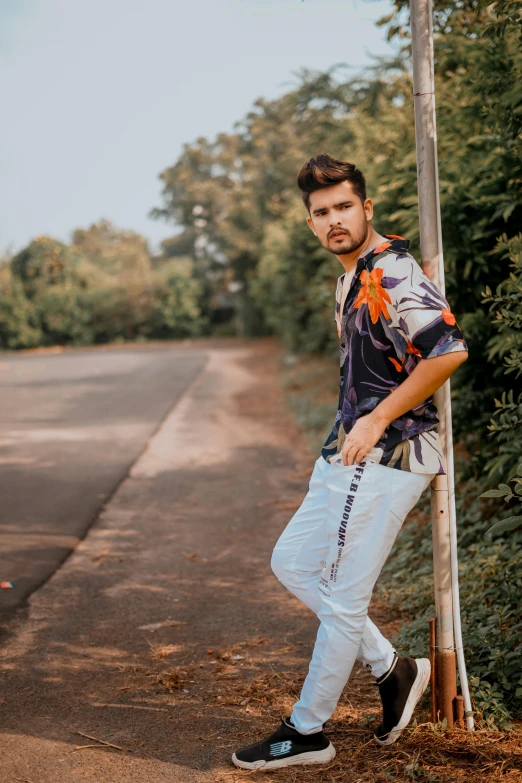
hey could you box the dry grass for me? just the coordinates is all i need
[149,643,181,662]
[155,666,192,693]
[215,673,522,783]
[143,634,522,782]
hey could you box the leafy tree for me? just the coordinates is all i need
[3,224,205,348]
[71,220,152,287]
[148,257,207,339]
[152,70,361,335]
[479,234,522,533]
[482,235,522,479]
[11,237,82,300]
[0,266,41,349]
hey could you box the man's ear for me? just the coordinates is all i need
[364,198,374,222]
[306,215,317,236]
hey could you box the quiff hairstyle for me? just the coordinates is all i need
[297,154,366,211]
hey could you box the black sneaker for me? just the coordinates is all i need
[232,717,336,770]
[374,656,431,746]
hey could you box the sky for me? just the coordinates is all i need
[1,0,396,254]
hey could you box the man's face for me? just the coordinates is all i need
[306,181,374,256]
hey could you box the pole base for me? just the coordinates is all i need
[429,618,463,728]
[436,650,457,728]
[454,694,465,729]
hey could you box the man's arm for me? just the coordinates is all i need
[341,350,468,466]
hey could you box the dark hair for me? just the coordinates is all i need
[297,154,366,210]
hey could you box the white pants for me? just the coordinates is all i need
[271,455,434,735]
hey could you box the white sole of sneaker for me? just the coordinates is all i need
[374,658,431,747]
[231,743,336,770]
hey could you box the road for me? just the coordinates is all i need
[0,340,320,782]
[0,343,207,613]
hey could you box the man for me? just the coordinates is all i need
[232,154,468,770]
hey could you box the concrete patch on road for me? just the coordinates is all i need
[132,347,282,478]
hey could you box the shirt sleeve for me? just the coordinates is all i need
[377,252,468,360]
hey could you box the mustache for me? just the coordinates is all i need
[328,227,349,239]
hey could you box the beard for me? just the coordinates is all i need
[321,219,370,256]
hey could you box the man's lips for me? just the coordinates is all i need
[329,230,348,240]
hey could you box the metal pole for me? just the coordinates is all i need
[409,0,474,730]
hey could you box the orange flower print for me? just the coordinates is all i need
[441,308,456,325]
[354,268,392,324]
[389,357,404,372]
[373,241,392,254]
[406,340,422,357]
[389,340,421,373]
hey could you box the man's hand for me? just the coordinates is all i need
[341,415,386,466]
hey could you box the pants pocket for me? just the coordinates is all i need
[389,469,433,523]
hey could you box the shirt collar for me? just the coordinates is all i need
[337,235,409,282]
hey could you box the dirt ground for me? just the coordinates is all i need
[0,340,520,783]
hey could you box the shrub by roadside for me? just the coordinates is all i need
[0,233,207,349]
[379,478,522,730]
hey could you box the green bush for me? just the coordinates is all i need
[148,259,207,339]
[0,228,206,349]
[482,235,522,482]
[34,286,92,346]
[378,476,522,728]
[0,268,41,349]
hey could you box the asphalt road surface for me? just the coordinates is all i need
[0,343,208,614]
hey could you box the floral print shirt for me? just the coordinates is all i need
[322,236,468,474]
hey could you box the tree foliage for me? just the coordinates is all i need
[0,225,205,349]
[479,234,522,534]
[378,479,522,729]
